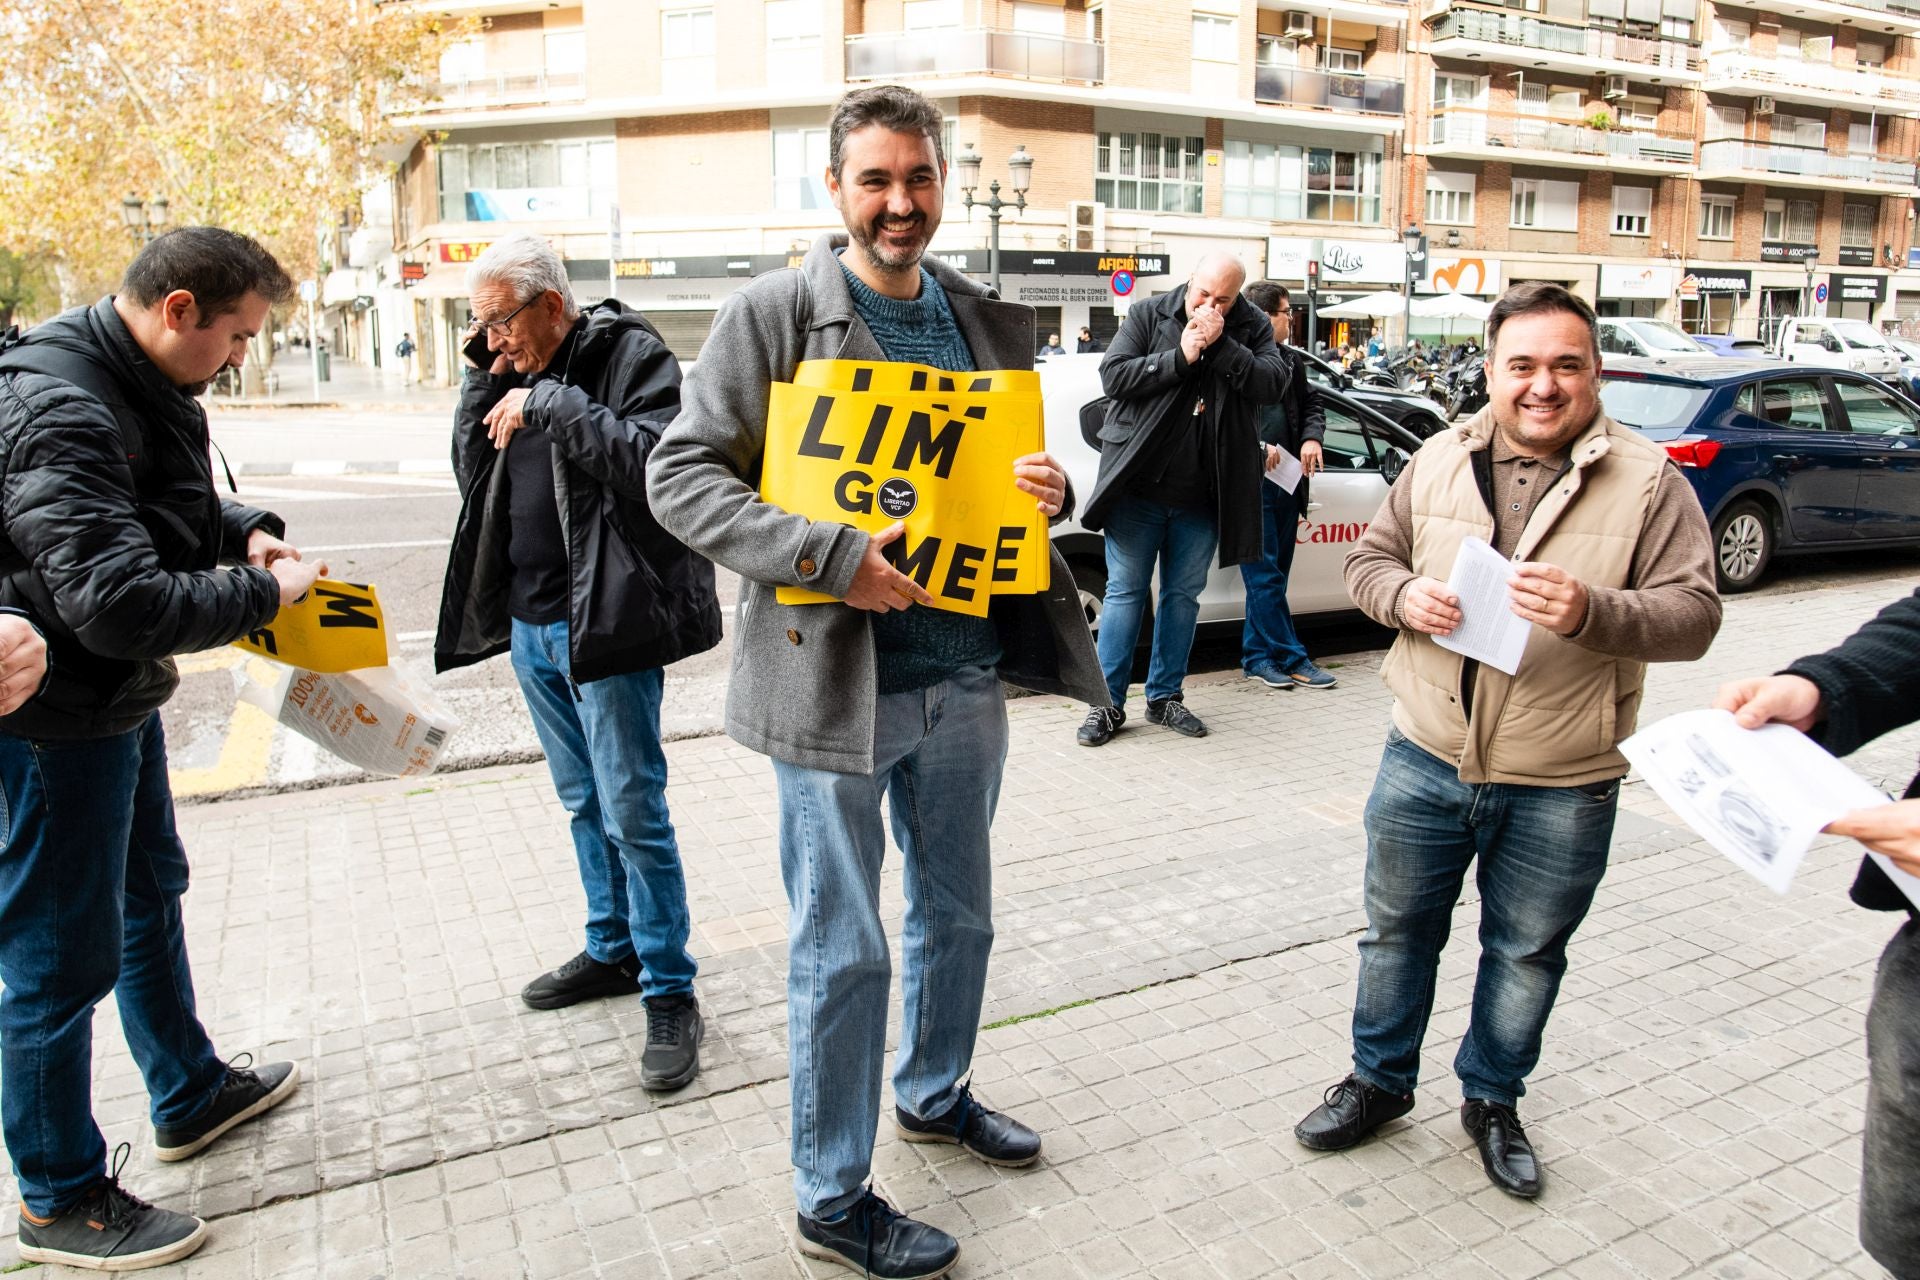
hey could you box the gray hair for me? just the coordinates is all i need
[466,233,577,318]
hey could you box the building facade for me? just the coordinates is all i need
[370,0,1920,383]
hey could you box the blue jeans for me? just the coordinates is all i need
[509,618,695,997]
[1351,730,1617,1106]
[1096,496,1217,707]
[1239,479,1311,675]
[772,664,1008,1217]
[0,714,227,1217]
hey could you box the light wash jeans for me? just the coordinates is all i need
[772,664,1009,1217]
[509,617,696,997]
[1352,729,1618,1106]
[1095,495,1217,708]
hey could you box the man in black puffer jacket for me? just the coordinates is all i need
[1717,591,1920,1278]
[435,234,720,1091]
[0,227,325,1272]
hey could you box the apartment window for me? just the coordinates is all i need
[1776,25,1805,58]
[1707,105,1746,141]
[1850,119,1880,155]
[439,38,485,82]
[1776,114,1825,149]
[1223,140,1301,219]
[767,0,822,47]
[1433,73,1484,107]
[662,7,715,57]
[1096,131,1204,213]
[1764,198,1818,241]
[1425,170,1476,225]
[1842,203,1877,248]
[1193,14,1237,62]
[1699,194,1736,240]
[1010,2,1067,35]
[1612,185,1652,236]
[1710,16,1749,49]
[903,0,961,28]
[1256,33,1293,65]
[1857,40,1888,68]
[1305,148,1382,222]
[1616,101,1658,132]
[1660,16,1691,40]
[1511,178,1579,230]
[437,139,616,223]
[772,127,830,211]
[1319,46,1364,72]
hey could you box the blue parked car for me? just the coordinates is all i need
[1599,354,1920,592]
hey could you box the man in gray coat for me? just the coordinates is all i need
[648,85,1105,1280]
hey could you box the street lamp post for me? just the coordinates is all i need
[120,194,170,244]
[1402,221,1425,353]
[954,144,1033,297]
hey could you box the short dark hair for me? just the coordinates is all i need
[1487,281,1598,361]
[1244,281,1291,315]
[120,226,295,325]
[828,85,946,181]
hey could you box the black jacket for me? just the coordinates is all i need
[1083,288,1290,568]
[0,300,283,739]
[436,300,721,682]
[1255,344,1327,511]
[1784,587,1920,919]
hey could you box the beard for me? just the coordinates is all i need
[851,212,931,274]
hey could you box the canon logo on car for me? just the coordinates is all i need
[1297,521,1370,546]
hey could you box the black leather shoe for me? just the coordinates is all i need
[796,1189,958,1280]
[1461,1099,1543,1198]
[1294,1074,1415,1151]
[640,993,703,1092]
[521,951,641,1010]
[896,1082,1041,1167]
[1077,705,1124,746]
[1145,696,1208,737]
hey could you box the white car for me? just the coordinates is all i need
[1040,353,1422,633]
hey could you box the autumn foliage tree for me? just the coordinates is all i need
[0,0,463,329]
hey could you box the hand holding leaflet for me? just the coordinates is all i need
[1431,537,1531,675]
[1264,445,1304,495]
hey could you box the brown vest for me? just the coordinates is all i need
[1381,409,1668,785]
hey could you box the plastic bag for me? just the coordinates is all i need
[242,661,459,778]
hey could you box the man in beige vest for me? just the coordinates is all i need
[1293,282,1720,1199]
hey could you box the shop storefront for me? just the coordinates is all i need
[1266,235,1407,349]
[1829,272,1888,323]
[1677,268,1750,337]
[1596,263,1679,321]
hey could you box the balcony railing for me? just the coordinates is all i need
[1704,50,1920,105]
[1428,110,1696,164]
[1699,139,1916,185]
[1255,65,1406,114]
[424,71,587,110]
[845,29,1104,83]
[1428,8,1697,70]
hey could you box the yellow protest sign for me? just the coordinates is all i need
[232,580,390,673]
[759,362,1050,616]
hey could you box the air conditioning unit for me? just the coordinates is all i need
[1602,74,1629,99]
[1069,200,1106,252]
[1754,95,1776,114]
[1283,10,1315,38]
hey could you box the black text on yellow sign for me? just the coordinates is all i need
[760,363,1048,617]
[232,580,390,673]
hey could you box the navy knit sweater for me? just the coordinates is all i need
[840,262,1003,694]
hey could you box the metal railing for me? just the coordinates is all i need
[1254,65,1406,114]
[844,29,1104,83]
[1428,8,1697,70]
[424,71,587,110]
[1703,50,1920,104]
[1427,110,1696,164]
[1698,139,1917,185]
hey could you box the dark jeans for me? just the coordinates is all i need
[0,714,226,1216]
[1862,918,1920,1276]
[1351,730,1617,1106]
[1238,478,1311,675]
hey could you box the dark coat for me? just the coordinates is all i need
[1784,587,1920,918]
[435,299,721,683]
[0,300,283,739]
[1083,287,1290,568]
[1255,344,1327,511]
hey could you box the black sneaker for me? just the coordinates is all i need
[1076,705,1124,746]
[521,950,642,1010]
[641,993,703,1092]
[17,1144,207,1271]
[154,1054,299,1162]
[1294,1074,1415,1152]
[796,1189,958,1280]
[896,1080,1041,1167]
[1145,696,1208,738]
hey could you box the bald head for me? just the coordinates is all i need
[1184,252,1247,320]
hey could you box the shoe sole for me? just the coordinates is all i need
[1244,672,1295,689]
[640,1016,704,1093]
[1148,719,1208,738]
[19,1218,208,1271]
[153,1063,301,1163]
[795,1231,957,1279]
[894,1123,1042,1167]
[520,978,643,1011]
[1076,734,1114,747]
[1289,676,1339,690]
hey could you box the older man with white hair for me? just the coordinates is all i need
[434,234,721,1091]
[1075,250,1292,745]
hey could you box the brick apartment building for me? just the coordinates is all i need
[350,0,1920,384]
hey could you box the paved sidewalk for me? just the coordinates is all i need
[6,570,1918,1278]
[206,354,457,415]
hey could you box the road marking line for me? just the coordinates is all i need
[171,699,277,798]
[337,473,459,489]
[302,538,452,553]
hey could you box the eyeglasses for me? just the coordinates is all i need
[467,295,535,338]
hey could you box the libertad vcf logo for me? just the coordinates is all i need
[877,477,917,519]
